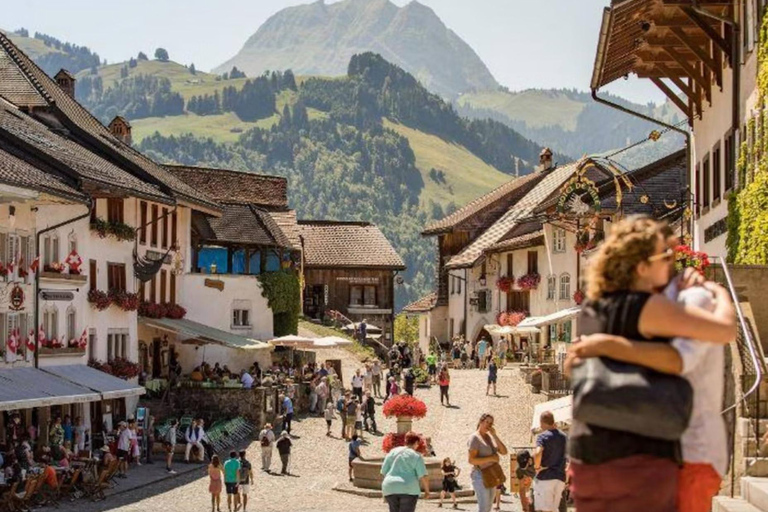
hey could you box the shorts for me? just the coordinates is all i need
[164,443,174,454]
[428,364,437,375]
[488,376,497,384]
[225,482,239,495]
[442,478,457,493]
[354,421,363,430]
[239,484,250,495]
[116,449,129,460]
[349,457,357,468]
[326,420,332,427]
[533,479,566,512]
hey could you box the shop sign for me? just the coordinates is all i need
[335,276,379,284]
[39,290,74,302]
[204,278,224,291]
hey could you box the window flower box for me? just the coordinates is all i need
[516,273,541,291]
[40,346,86,356]
[495,275,514,293]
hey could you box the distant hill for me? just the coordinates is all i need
[1,28,101,77]
[213,0,499,99]
[456,88,686,164]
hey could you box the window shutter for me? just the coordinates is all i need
[52,236,59,263]
[0,312,6,343]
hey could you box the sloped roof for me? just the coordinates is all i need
[0,143,85,202]
[0,32,219,212]
[192,204,294,249]
[0,102,170,202]
[422,171,544,236]
[403,292,438,313]
[487,221,545,254]
[164,164,288,209]
[268,209,301,250]
[445,161,585,269]
[298,220,405,270]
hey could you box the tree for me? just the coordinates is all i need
[128,57,138,68]
[154,48,169,62]
[189,63,196,75]
[394,314,419,344]
[137,51,148,61]
[120,66,129,79]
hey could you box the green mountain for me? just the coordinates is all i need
[456,88,686,165]
[213,0,499,99]
[1,28,101,77]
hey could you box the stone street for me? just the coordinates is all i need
[49,352,544,512]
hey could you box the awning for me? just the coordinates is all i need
[41,365,145,400]
[268,335,316,347]
[140,317,271,351]
[517,307,581,329]
[484,324,542,336]
[0,367,101,411]
[532,395,572,433]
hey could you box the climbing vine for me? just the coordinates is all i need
[257,270,301,336]
[727,11,768,264]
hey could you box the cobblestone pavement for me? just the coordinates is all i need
[51,357,544,512]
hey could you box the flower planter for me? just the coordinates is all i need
[352,456,444,491]
[396,416,413,435]
[40,347,86,356]
[39,272,87,284]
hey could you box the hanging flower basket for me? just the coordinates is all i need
[496,276,514,293]
[87,289,112,311]
[674,245,710,274]
[517,273,541,291]
[382,394,427,419]
[573,289,585,305]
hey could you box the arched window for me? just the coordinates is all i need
[547,275,556,300]
[66,306,77,342]
[559,274,571,300]
[43,306,58,340]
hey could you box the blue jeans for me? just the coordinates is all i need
[385,494,419,512]
[471,469,495,512]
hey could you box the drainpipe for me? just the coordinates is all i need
[34,199,93,368]
[463,268,468,338]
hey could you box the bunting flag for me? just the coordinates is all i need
[17,253,27,278]
[29,257,39,274]
[78,329,88,349]
[7,328,19,354]
[65,250,82,274]
[25,329,35,353]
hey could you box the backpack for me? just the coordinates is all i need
[336,398,345,413]
[260,431,271,447]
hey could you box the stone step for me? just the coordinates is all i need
[713,496,763,512]
[743,477,768,510]
[745,459,768,477]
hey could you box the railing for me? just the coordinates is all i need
[542,371,572,398]
[711,257,765,497]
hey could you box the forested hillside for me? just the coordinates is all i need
[3,28,102,77]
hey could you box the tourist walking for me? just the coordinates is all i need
[567,216,736,512]
[346,396,359,440]
[276,430,292,475]
[439,457,461,509]
[426,351,438,385]
[477,338,488,370]
[223,451,241,512]
[468,413,509,512]
[316,377,330,414]
[116,421,131,477]
[208,455,223,512]
[372,360,383,397]
[338,392,350,439]
[325,401,335,436]
[486,359,498,396]
[532,411,567,512]
[438,366,451,407]
[380,431,430,512]
[404,368,415,396]
[74,416,88,454]
[352,369,364,401]
[386,376,400,403]
[164,419,179,474]
[280,393,294,435]
[348,434,363,482]
[129,421,141,467]
[238,450,253,512]
[364,363,373,394]
[258,423,275,472]
[363,391,378,433]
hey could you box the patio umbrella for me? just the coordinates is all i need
[314,336,354,347]
[268,335,316,347]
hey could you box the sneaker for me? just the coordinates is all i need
[167,469,176,474]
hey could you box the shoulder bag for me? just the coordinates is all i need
[477,434,506,489]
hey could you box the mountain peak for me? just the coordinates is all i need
[213,0,498,98]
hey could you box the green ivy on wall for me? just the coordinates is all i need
[257,270,301,336]
[727,12,768,264]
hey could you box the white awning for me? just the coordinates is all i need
[484,324,542,336]
[531,395,572,432]
[517,307,581,328]
[140,317,270,351]
[41,365,145,400]
[268,335,316,347]
[0,367,101,411]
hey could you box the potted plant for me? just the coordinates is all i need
[496,275,514,293]
[675,245,710,274]
[517,273,541,291]
[87,289,112,311]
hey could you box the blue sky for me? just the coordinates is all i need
[3,0,663,104]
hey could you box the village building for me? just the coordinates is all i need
[298,220,405,344]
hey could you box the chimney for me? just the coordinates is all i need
[108,116,132,146]
[538,147,553,172]
[54,69,76,99]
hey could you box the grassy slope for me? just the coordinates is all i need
[457,89,586,131]
[383,119,511,208]
[2,30,65,59]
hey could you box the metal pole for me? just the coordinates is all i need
[34,200,92,368]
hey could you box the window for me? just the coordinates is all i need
[702,154,711,209]
[107,263,126,292]
[563,321,573,343]
[149,274,157,304]
[107,330,128,361]
[350,285,378,307]
[547,275,556,300]
[161,208,169,249]
[559,274,571,300]
[506,253,513,277]
[450,276,455,295]
[42,235,58,267]
[527,251,538,275]
[712,144,721,203]
[725,132,735,191]
[232,309,250,327]
[107,198,124,224]
[88,329,96,361]
[43,307,58,340]
[66,307,76,342]
[139,201,147,244]
[150,204,158,246]
[160,270,167,303]
[477,290,490,313]
[553,228,566,253]
[170,272,176,304]
[171,211,178,248]
[67,235,76,254]
[139,280,146,301]
[457,275,462,294]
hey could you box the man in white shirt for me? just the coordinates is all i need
[371,360,382,397]
[351,369,364,401]
[116,422,132,477]
[184,419,206,463]
[241,370,254,389]
[258,423,276,472]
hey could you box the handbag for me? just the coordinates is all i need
[571,355,693,440]
[480,462,506,489]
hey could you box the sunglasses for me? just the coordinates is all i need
[647,247,675,263]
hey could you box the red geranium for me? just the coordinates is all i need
[674,245,710,275]
[382,433,428,454]
[164,303,186,319]
[496,276,514,293]
[382,394,428,419]
[87,289,112,311]
[573,289,585,305]
[517,273,541,291]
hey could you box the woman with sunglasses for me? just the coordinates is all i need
[566,215,735,512]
